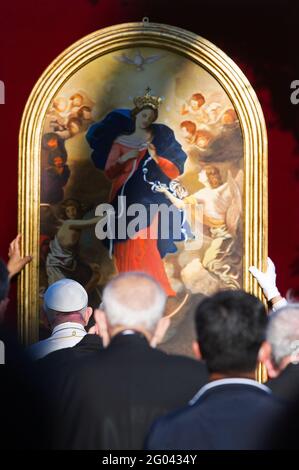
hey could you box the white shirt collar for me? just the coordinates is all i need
[51,322,86,336]
[189,378,271,406]
[121,329,138,335]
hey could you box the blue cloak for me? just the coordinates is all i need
[86,109,188,257]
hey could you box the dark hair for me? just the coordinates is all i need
[59,198,83,219]
[0,259,9,302]
[205,165,223,188]
[195,290,267,374]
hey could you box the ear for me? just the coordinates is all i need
[41,308,51,330]
[91,308,110,347]
[258,341,279,379]
[258,341,271,363]
[150,316,170,348]
[82,306,93,326]
[192,340,202,360]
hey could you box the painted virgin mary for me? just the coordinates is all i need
[86,88,187,296]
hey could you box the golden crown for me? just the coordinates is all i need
[133,87,162,110]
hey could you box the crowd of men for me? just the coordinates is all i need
[1,235,299,449]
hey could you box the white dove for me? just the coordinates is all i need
[115,50,163,71]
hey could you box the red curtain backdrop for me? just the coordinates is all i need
[1,0,298,325]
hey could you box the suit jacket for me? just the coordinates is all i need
[37,332,208,450]
[0,327,43,449]
[146,378,286,450]
[265,364,299,449]
[36,332,103,366]
[267,363,299,403]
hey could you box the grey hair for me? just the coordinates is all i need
[267,304,299,367]
[44,305,87,324]
[102,272,166,333]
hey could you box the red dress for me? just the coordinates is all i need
[105,142,180,296]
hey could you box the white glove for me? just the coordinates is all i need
[249,257,280,301]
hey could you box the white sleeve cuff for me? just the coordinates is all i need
[271,298,288,312]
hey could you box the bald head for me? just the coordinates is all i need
[102,272,167,333]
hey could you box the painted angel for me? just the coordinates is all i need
[156,165,243,267]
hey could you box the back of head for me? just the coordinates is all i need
[195,290,267,374]
[267,305,299,368]
[0,259,9,303]
[102,272,166,333]
[44,279,88,325]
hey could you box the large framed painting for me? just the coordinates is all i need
[18,21,267,357]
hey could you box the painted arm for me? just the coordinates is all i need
[156,187,185,210]
[105,143,139,179]
[66,216,101,230]
[148,143,180,179]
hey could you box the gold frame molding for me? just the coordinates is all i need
[18,21,268,347]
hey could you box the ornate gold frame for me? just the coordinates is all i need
[18,21,268,349]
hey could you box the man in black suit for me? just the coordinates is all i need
[37,272,208,450]
[146,290,285,450]
[249,258,299,403]
[259,305,299,449]
[262,305,299,403]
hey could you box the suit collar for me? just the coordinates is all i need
[189,378,271,406]
[284,362,299,371]
[110,331,150,347]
